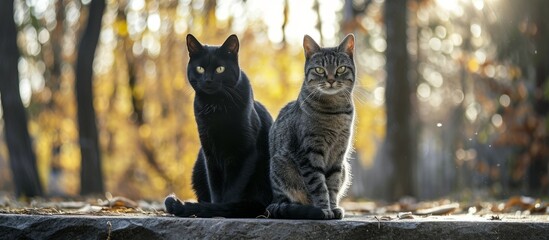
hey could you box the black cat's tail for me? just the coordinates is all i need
[266,202,326,220]
[164,195,267,218]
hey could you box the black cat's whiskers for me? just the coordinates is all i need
[183,89,194,97]
[198,104,217,115]
[221,89,239,108]
[182,81,195,96]
[223,86,245,106]
[195,87,246,115]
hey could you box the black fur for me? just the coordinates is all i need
[165,34,273,218]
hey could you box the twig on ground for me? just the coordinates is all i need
[106,221,112,240]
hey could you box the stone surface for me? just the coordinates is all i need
[1,214,549,239]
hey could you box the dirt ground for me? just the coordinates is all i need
[1,192,548,221]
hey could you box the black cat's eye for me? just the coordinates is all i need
[336,66,346,74]
[315,67,325,74]
[216,66,225,74]
[196,66,205,74]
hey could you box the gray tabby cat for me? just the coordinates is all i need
[266,34,355,220]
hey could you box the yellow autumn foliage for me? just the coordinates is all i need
[1,0,385,201]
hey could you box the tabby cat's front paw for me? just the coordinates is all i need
[322,209,335,219]
[164,194,184,215]
[332,207,345,219]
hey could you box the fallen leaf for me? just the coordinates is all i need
[77,205,103,213]
[397,212,414,219]
[504,196,536,212]
[100,196,138,209]
[414,203,460,215]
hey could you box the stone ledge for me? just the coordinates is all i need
[1,214,548,239]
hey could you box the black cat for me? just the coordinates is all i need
[164,34,273,218]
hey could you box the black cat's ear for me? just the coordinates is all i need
[221,34,239,55]
[187,34,204,56]
[303,35,321,59]
[337,33,355,58]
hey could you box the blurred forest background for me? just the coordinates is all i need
[0,0,547,203]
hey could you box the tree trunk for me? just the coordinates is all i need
[384,0,416,200]
[75,0,106,195]
[0,0,43,197]
[529,0,549,194]
[280,0,289,46]
[313,0,323,44]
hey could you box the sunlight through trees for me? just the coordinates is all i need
[1,0,547,201]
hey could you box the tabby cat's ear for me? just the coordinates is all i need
[303,35,321,59]
[337,34,355,58]
[221,34,239,55]
[187,34,204,56]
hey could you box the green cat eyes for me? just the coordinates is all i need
[216,66,225,73]
[314,66,346,75]
[196,66,225,74]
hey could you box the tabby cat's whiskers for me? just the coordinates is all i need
[352,86,369,105]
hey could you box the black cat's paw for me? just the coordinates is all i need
[332,207,345,219]
[322,209,335,220]
[164,194,184,215]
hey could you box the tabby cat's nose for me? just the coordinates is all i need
[327,79,336,85]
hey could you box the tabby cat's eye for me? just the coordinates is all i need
[336,66,346,74]
[216,66,225,73]
[315,67,325,74]
[196,66,205,74]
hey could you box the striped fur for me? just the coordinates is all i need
[267,34,355,220]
